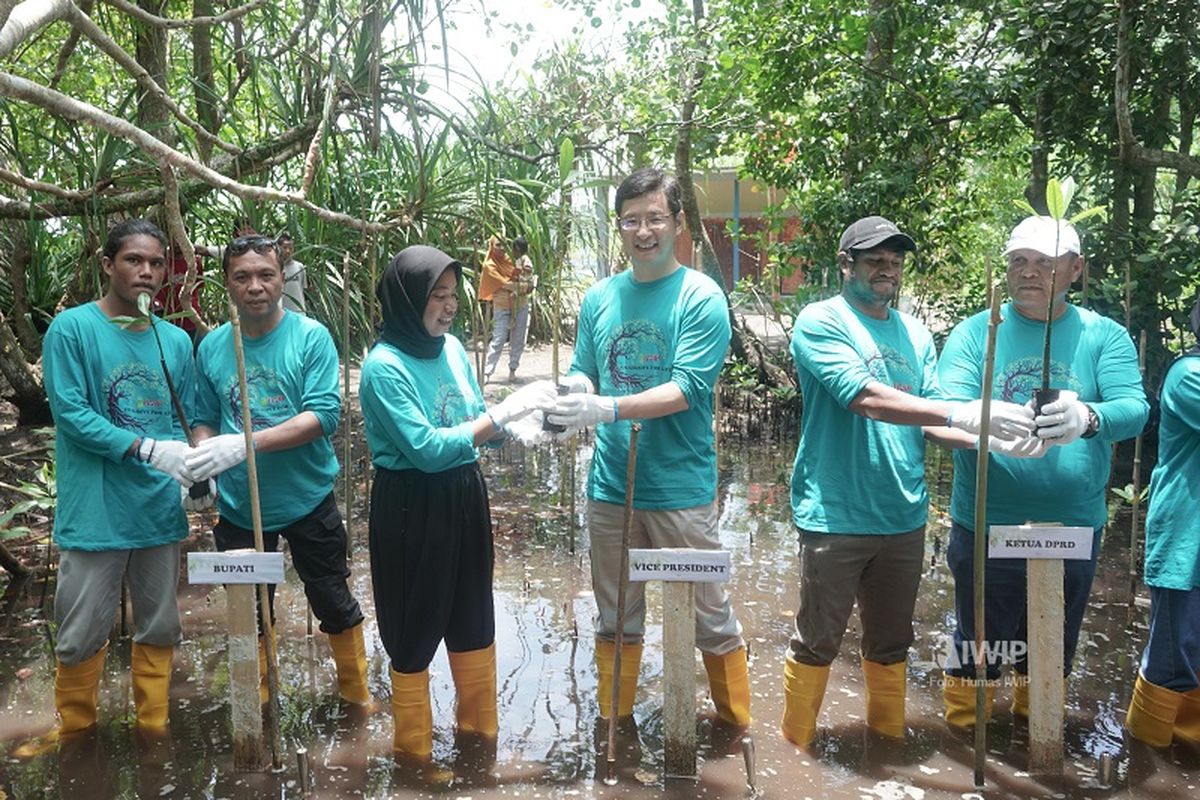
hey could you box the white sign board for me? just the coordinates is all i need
[628,548,731,583]
[187,550,286,584]
[987,525,1094,560]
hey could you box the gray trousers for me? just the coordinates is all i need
[588,499,744,655]
[54,543,182,665]
[790,527,924,667]
[484,305,530,376]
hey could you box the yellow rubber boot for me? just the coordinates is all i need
[1011,672,1029,718]
[447,643,499,737]
[1125,673,1184,747]
[781,657,830,747]
[942,674,995,728]
[595,640,642,719]
[13,647,107,758]
[390,668,433,758]
[131,643,173,729]
[862,659,906,738]
[702,646,752,726]
[328,623,371,705]
[1173,685,1200,745]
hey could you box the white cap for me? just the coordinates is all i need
[1003,216,1081,257]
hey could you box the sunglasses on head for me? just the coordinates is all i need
[228,235,281,257]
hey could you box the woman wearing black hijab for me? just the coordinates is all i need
[359,245,555,760]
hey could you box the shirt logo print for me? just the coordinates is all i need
[604,319,669,391]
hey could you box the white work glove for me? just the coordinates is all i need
[947,399,1036,441]
[546,393,619,431]
[984,434,1050,459]
[1034,390,1091,445]
[488,380,559,429]
[181,479,217,511]
[185,433,248,481]
[138,438,194,486]
[504,411,555,447]
[559,374,594,395]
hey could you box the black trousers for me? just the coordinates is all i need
[369,462,495,674]
[213,492,365,634]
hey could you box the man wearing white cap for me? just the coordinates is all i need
[936,215,1148,727]
[781,216,1038,748]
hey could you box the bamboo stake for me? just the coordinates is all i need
[229,302,282,769]
[605,422,641,785]
[972,283,1005,789]
[1128,330,1147,605]
[342,252,353,558]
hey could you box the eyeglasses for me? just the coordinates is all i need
[617,215,674,232]
[228,235,281,257]
[223,235,282,271]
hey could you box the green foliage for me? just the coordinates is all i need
[0,431,56,541]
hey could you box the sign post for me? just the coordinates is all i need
[988,524,1093,774]
[628,547,732,779]
[187,550,285,771]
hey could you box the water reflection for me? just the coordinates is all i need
[1,438,1198,798]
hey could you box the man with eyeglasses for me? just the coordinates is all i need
[546,167,750,729]
[781,216,1041,748]
[186,234,371,709]
[937,216,1147,728]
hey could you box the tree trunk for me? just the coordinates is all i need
[135,0,173,146]
[192,0,218,162]
[0,541,30,578]
[2,220,41,360]
[0,308,50,425]
[674,0,725,292]
[1025,90,1052,213]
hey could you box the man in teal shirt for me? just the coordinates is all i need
[547,168,749,728]
[22,219,194,752]
[187,235,369,708]
[782,216,1037,748]
[1125,297,1200,747]
[937,216,1148,727]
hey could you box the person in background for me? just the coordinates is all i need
[154,239,206,349]
[278,233,307,314]
[18,219,195,756]
[937,215,1148,727]
[359,245,556,761]
[1124,296,1200,748]
[479,236,535,383]
[186,234,370,709]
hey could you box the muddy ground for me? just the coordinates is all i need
[0,342,1197,799]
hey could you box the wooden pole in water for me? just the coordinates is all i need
[972,284,1004,788]
[342,252,353,559]
[605,423,641,785]
[1128,330,1147,605]
[230,303,282,769]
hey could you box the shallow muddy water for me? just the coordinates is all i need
[1,437,1198,799]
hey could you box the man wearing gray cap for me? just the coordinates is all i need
[937,216,1147,728]
[781,216,1038,748]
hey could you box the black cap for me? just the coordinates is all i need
[838,216,917,253]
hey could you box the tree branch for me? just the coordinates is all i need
[102,0,266,29]
[0,71,405,231]
[65,2,241,154]
[0,165,88,199]
[0,0,72,60]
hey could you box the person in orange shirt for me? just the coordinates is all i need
[478,236,535,383]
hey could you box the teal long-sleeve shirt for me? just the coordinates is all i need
[1143,355,1200,590]
[43,302,192,550]
[194,311,341,530]
[789,295,939,534]
[567,266,729,510]
[359,335,485,473]
[938,303,1148,530]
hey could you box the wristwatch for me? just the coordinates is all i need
[1081,405,1100,439]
